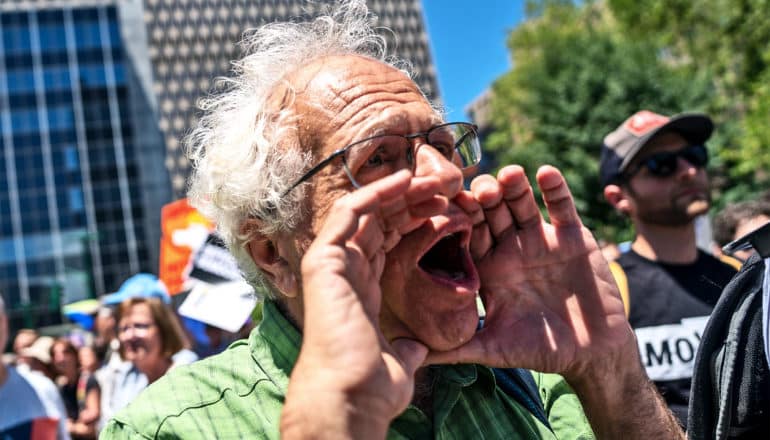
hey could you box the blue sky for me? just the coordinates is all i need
[422,1,525,119]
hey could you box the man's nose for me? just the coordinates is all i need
[676,156,699,180]
[414,143,463,198]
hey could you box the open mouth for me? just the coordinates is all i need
[418,232,476,287]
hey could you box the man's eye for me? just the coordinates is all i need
[431,141,453,157]
[365,147,387,167]
[363,140,402,168]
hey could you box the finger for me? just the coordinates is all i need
[471,175,514,238]
[453,190,485,225]
[536,165,582,227]
[378,176,439,217]
[351,213,385,259]
[314,170,413,246]
[423,338,484,366]
[390,338,428,376]
[470,223,493,260]
[454,191,492,259]
[379,175,446,235]
[380,197,447,236]
[497,165,544,231]
[382,229,401,252]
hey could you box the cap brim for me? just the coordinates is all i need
[619,113,713,172]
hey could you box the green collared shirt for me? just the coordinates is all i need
[102,301,594,439]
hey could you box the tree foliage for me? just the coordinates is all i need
[485,0,770,242]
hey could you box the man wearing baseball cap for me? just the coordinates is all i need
[601,110,739,426]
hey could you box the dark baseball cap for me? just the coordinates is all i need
[599,110,713,187]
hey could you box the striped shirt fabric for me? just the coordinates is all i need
[102,300,595,439]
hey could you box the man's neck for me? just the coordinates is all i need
[632,222,698,264]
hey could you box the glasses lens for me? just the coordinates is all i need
[446,123,481,169]
[644,145,708,177]
[645,152,679,177]
[344,135,413,188]
[682,144,708,167]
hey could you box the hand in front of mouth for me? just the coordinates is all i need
[282,170,445,439]
[428,165,634,382]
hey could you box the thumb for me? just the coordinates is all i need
[390,338,428,376]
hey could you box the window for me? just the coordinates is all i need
[6,69,36,94]
[78,65,108,87]
[2,25,31,55]
[47,106,74,131]
[38,23,68,51]
[64,146,79,171]
[68,186,84,213]
[43,67,71,91]
[10,109,40,134]
[73,21,101,49]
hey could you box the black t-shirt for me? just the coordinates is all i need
[617,249,737,426]
[58,373,99,421]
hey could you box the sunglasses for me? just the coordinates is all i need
[625,144,708,179]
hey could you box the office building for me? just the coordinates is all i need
[144,0,441,195]
[0,0,170,327]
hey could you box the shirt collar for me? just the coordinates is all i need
[248,300,302,390]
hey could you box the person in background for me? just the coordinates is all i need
[12,329,38,359]
[92,307,120,368]
[1,295,70,439]
[50,338,99,440]
[98,296,196,428]
[712,199,770,262]
[17,335,57,381]
[103,2,683,438]
[601,110,740,425]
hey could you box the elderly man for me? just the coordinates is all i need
[103,2,681,438]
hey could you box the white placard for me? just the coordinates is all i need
[178,281,258,333]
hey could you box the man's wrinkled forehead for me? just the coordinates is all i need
[271,55,427,144]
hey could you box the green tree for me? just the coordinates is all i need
[487,0,712,241]
[607,0,770,206]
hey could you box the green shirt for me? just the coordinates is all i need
[102,301,595,439]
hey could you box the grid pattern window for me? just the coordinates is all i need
[0,4,158,323]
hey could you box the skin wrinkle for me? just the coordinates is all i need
[274,56,478,351]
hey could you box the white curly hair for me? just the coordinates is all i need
[186,0,417,298]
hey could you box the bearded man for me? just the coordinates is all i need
[601,110,739,426]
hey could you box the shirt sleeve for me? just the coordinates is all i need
[534,372,596,440]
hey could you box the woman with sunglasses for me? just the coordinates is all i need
[600,110,739,427]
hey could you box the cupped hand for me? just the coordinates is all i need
[428,165,634,382]
[282,170,446,436]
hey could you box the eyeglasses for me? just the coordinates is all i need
[118,322,154,334]
[625,144,708,179]
[281,122,481,196]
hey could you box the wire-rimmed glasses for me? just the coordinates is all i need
[281,122,481,196]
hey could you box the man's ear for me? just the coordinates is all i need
[243,221,299,298]
[604,184,632,216]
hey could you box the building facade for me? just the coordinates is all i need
[143,0,441,195]
[0,1,170,328]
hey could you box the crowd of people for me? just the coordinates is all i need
[1,274,252,439]
[2,1,769,439]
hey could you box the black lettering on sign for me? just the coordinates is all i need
[645,341,672,367]
[675,338,695,363]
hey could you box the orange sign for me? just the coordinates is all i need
[159,199,214,295]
